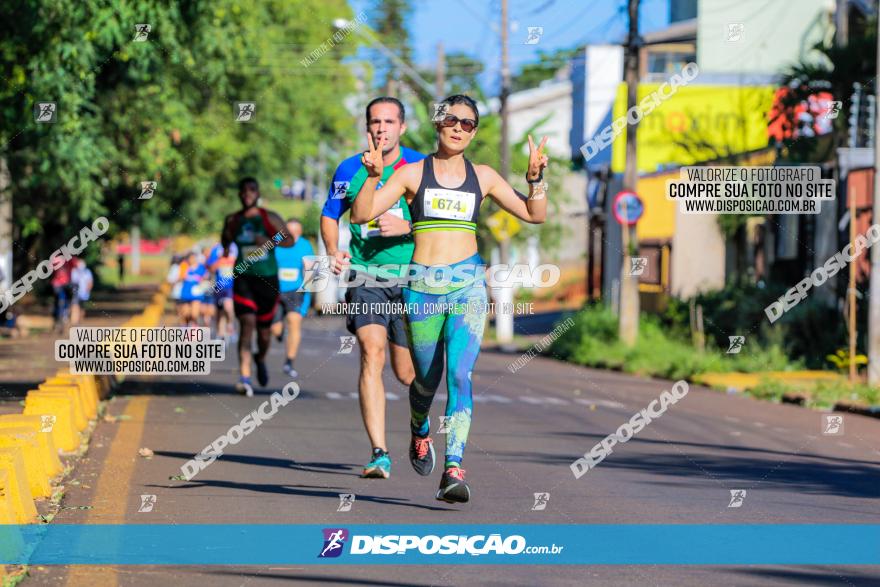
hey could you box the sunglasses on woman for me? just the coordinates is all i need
[437,114,478,133]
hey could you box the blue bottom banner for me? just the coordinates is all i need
[0,524,877,565]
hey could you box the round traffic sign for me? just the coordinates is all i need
[612,190,644,226]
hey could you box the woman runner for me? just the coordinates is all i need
[351,94,549,503]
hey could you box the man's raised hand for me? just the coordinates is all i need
[361,133,383,178]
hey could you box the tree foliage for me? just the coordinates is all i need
[0,0,361,271]
[511,46,580,93]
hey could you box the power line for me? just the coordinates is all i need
[526,0,556,16]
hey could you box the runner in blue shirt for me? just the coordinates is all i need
[177,251,208,327]
[272,218,315,377]
[206,241,238,341]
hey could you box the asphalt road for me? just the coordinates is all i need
[27,315,880,586]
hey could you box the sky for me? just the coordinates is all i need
[349,0,671,92]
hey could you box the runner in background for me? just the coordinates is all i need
[70,258,93,326]
[177,250,207,327]
[199,246,216,328]
[206,241,238,341]
[51,258,74,332]
[271,218,314,378]
[221,177,294,397]
[320,96,425,479]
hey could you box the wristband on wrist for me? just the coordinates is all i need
[528,181,547,200]
[526,170,544,184]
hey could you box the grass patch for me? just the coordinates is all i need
[97,254,169,289]
[549,305,796,381]
[720,376,879,409]
[2,566,28,587]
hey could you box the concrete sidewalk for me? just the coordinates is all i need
[0,286,159,405]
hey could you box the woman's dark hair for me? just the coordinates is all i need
[239,177,259,192]
[440,94,479,127]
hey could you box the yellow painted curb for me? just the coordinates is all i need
[44,377,97,420]
[0,447,38,523]
[22,395,79,452]
[0,470,16,524]
[33,387,87,431]
[0,416,62,476]
[0,474,26,561]
[0,428,52,498]
[694,370,845,391]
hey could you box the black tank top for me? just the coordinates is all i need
[409,155,483,235]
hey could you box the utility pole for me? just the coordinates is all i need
[496,0,515,346]
[618,0,641,346]
[868,13,880,384]
[130,223,141,276]
[436,41,445,99]
[0,157,11,292]
[835,0,848,46]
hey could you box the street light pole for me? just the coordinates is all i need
[618,0,641,346]
[868,13,880,384]
[495,0,515,347]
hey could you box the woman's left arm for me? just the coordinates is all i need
[485,135,549,224]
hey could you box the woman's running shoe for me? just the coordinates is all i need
[436,466,470,503]
[409,434,435,476]
[362,449,391,479]
[235,377,254,397]
[282,359,298,378]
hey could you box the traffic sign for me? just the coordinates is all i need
[487,210,522,241]
[612,190,644,226]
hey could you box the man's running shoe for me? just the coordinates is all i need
[255,360,269,387]
[409,434,435,476]
[235,377,254,397]
[362,449,391,479]
[282,359,298,378]
[436,466,470,504]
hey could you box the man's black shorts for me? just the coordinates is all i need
[233,274,279,327]
[344,271,407,347]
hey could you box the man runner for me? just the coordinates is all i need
[221,177,293,397]
[321,96,425,479]
[271,218,314,378]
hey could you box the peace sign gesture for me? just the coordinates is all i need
[361,133,384,178]
[526,135,549,181]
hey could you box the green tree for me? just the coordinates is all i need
[369,0,413,94]
[0,0,362,278]
[511,46,580,92]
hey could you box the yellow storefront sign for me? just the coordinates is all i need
[611,84,775,174]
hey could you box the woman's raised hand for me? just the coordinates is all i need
[527,135,549,181]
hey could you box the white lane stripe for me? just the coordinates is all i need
[573,398,625,409]
[473,394,512,403]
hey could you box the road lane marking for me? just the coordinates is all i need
[65,395,150,587]
[573,398,625,409]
